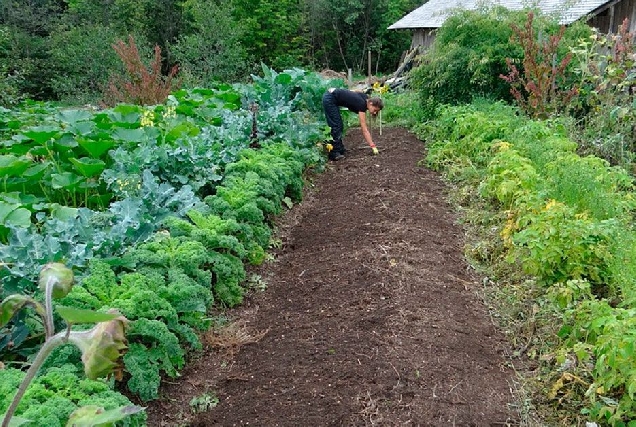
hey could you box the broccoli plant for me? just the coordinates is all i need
[0,263,143,427]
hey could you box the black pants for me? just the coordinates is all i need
[322,92,345,154]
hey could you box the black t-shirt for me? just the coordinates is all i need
[332,89,368,113]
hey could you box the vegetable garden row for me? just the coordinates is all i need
[0,66,337,426]
[419,100,636,425]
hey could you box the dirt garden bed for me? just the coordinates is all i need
[143,127,522,426]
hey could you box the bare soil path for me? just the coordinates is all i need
[145,127,519,426]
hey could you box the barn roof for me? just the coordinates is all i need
[388,0,613,29]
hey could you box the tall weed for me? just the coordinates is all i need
[500,11,578,119]
[569,18,636,170]
[103,35,180,107]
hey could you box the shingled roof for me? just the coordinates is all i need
[388,0,613,29]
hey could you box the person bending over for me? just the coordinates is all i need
[322,88,384,161]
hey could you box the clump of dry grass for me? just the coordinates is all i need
[203,320,268,357]
[356,391,384,425]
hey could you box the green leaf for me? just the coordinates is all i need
[0,155,32,178]
[22,162,50,181]
[49,204,80,221]
[69,157,106,178]
[55,133,79,149]
[65,405,145,427]
[57,109,93,124]
[1,294,34,328]
[21,126,60,144]
[3,207,31,228]
[56,306,120,324]
[108,107,142,128]
[274,73,293,85]
[164,122,200,143]
[69,121,96,136]
[0,192,43,205]
[218,91,241,107]
[51,172,85,190]
[112,128,147,143]
[0,202,31,227]
[77,136,116,159]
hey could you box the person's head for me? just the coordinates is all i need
[367,97,384,117]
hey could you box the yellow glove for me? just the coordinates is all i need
[372,147,379,155]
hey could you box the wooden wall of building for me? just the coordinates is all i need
[410,29,437,49]
[585,0,636,33]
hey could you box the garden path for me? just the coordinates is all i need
[145,127,520,426]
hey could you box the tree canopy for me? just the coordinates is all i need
[0,0,419,105]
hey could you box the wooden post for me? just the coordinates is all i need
[368,49,371,80]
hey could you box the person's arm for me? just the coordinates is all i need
[358,112,379,154]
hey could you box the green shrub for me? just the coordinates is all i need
[410,6,527,118]
[509,199,617,287]
[544,154,635,221]
[170,0,250,85]
[559,300,636,423]
[508,119,577,169]
[48,25,123,105]
[424,101,521,175]
[479,142,541,208]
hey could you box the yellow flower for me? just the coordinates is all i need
[163,106,176,119]
[544,199,560,211]
[372,81,389,94]
[140,110,154,127]
[493,141,512,152]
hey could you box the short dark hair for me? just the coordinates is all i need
[369,97,384,110]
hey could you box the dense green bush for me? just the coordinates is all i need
[170,0,251,86]
[410,7,526,118]
[48,25,124,105]
[410,7,592,119]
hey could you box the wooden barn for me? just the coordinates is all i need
[389,0,636,50]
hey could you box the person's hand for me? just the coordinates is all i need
[372,147,379,155]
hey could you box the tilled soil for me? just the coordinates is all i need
[145,127,520,426]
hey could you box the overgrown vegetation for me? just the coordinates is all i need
[409,6,591,120]
[408,7,636,425]
[568,18,636,169]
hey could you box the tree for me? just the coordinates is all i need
[307,0,417,74]
[230,0,309,70]
[48,24,123,104]
[171,0,250,85]
[0,0,66,100]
